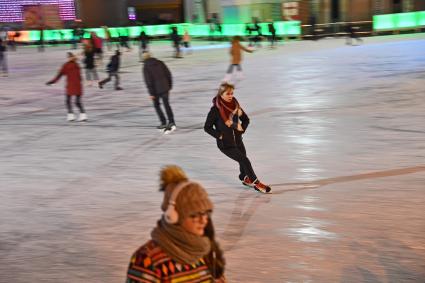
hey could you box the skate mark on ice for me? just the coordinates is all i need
[370,126,425,134]
[271,165,425,194]
[220,191,271,252]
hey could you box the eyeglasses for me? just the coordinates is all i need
[189,210,212,220]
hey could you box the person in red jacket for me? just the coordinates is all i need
[46,52,87,122]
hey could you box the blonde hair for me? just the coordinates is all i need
[217,82,235,97]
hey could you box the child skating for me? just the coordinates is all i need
[223,36,253,83]
[98,50,122,91]
[46,52,87,122]
[182,29,192,54]
[204,83,271,193]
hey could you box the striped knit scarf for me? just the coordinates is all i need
[151,218,211,265]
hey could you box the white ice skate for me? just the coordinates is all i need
[78,113,88,122]
[67,113,76,121]
[164,124,176,135]
[235,71,244,80]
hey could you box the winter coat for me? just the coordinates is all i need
[126,240,226,283]
[143,57,172,96]
[183,32,190,42]
[0,45,5,58]
[171,30,180,44]
[204,105,250,149]
[92,36,102,49]
[107,54,120,73]
[139,32,149,44]
[49,60,82,96]
[84,50,95,69]
[230,41,251,65]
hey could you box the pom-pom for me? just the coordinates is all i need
[159,165,188,191]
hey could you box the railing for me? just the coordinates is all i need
[301,21,373,39]
[3,21,302,43]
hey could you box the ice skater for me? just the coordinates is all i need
[142,52,176,134]
[204,83,271,193]
[82,43,98,86]
[46,52,87,122]
[126,165,226,282]
[170,26,182,58]
[346,23,363,45]
[268,22,277,48]
[98,50,122,91]
[0,38,8,77]
[223,36,253,83]
[182,29,192,54]
[138,30,149,62]
[90,32,103,62]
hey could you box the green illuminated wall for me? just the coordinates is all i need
[24,21,300,42]
[373,11,425,30]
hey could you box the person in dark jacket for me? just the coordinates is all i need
[170,26,182,58]
[98,50,122,90]
[142,52,176,133]
[204,83,271,193]
[46,52,87,122]
[346,23,363,45]
[0,38,7,76]
[138,31,149,62]
[83,43,98,86]
[268,22,277,48]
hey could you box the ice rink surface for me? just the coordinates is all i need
[1,34,424,282]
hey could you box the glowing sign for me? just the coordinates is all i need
[0,0,75,23]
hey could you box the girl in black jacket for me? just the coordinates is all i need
[204,83,271,193]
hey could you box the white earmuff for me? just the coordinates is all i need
[163,181,191,224]
[164,201,179,224]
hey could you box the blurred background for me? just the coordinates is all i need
[1,0,425,32]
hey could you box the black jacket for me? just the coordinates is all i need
[84,50,95,69]
[107,54,120,72]
[143,58,172,96]
[204,106,250,149]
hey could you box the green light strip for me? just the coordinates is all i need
[373,11,425,30]
[26,21,300,42]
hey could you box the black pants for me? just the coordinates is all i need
[153,92,174,125]
[270,34,276,46]
[0,54,7,73]
[173,41,181,57]
[100,72,120,89]
[66,95,85,113]
[226,64,242,74]
[220,142,257,182]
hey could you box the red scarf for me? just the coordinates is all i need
[213,96,241,126]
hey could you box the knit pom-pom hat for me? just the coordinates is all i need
[159,165,188,191]
[160,165,213,222]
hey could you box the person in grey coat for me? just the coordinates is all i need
[142,52,176,133]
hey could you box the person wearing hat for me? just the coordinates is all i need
[204,82,272,193]
[126,165,226,282]
[46,52,87,122]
